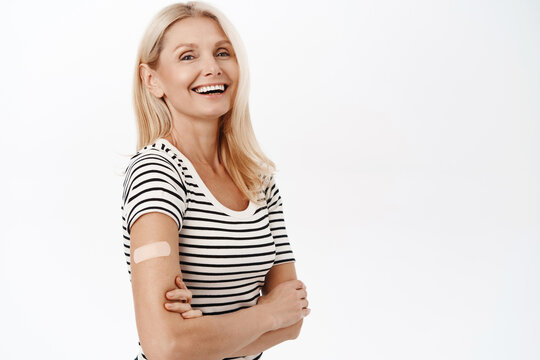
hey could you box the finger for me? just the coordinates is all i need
[164,302,193,313]
[175,274,183,284]
[167,289,192,302]
[181,309,203,319]
[177,279,186,289]
[166,289,192,302]
[175,276,187,289]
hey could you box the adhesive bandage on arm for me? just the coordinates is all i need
[133,241,171,264]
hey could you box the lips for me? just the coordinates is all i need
[191,84,229,93]
[191,84,229,96]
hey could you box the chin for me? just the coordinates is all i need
[198,112,229,121]
[199,107,231,119]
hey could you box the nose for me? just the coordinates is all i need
[202,54,222,76]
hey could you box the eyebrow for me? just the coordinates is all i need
[173,39,232,53]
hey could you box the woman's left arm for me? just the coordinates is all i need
[227,315,303,357]
[227,262,307,357]
[165,262,307,357]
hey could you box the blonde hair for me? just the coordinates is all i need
[131,1,276,204]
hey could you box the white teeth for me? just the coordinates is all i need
[194,84,226,93]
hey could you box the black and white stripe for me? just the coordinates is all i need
[121,138,295,360]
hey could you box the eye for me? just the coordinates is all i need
[217,50,231,57]
[180,54,194,61]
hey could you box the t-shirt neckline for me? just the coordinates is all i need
[155,138,257,219]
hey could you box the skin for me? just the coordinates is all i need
[165,275,202,319]
[141,15,243,318]
[139,15,310,349]
[140,15,249,212]
[140,16,237,169]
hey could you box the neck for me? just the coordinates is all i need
[164,111,222,171]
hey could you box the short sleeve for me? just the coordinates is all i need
[121,152,187,235]
[265,175,296,265]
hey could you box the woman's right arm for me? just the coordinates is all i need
[131,211,304,360]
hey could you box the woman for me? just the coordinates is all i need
[121,2,310,359]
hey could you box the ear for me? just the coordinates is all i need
[139,63,165,98]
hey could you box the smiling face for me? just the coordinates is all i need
[152,16,239,122]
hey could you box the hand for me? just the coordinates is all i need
[259,279,310,330]
[164,274,203,319]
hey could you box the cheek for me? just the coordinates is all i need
[163,69,195,93]
[175,74,196,91]
[223,61,239,80]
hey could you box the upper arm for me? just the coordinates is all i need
[264,175,296,265]
[262,174,298,295]
[122,153,188,359]
[131,213,186,359]
[262,262,298,296]
[262,175,304,336]
[261,262,304,339]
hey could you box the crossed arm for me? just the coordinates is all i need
[228,262,303,357]
[167,262,304,357]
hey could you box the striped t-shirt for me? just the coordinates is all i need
[120,138,296,360]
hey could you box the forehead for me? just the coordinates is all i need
[163,16,229,50]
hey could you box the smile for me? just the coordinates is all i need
[191,84,229,97]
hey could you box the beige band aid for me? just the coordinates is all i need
[133,241,171,264]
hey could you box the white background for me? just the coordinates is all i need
[1,0,538,359]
